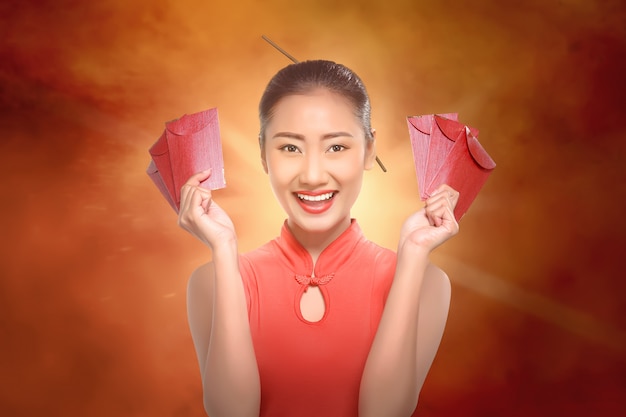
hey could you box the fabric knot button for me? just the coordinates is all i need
[295,273,335,291]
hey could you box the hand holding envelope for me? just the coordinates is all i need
[146,108,226,212]
[407,113,496,220]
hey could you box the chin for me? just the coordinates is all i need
[288,211,350,235]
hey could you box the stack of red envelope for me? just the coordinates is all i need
[407,113,496,220]
[147,108,226,212]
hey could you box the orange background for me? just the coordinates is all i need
[1,0,625,415]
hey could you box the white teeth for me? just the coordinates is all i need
[297,192,334,202]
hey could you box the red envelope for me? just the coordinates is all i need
[147,108,226,212]
[146,159,177,211]
[407,114,495,220]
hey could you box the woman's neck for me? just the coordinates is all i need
[287,217,352,266]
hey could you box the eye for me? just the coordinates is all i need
[328,144,346,153]
[280,144,300,153]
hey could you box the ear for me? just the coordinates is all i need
[259,134,269,174]
[364,129,377,170]
[261,150,269,174]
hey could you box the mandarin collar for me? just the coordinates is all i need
[272,219,365,276]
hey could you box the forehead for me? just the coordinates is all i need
[267,89,361,132]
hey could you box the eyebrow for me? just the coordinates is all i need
[271,131,354,140]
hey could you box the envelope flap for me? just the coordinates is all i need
[434,114,465,142]
[407,112,460,134]
[148,131,168,156]
[437,112,459,121]
[166,107,218,136]
[407,115,433,134]
[466,128,496,169]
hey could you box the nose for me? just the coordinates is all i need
[299,151,328,186]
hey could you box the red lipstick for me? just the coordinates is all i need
[294,190,336,214]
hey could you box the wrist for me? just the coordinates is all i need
[211,241,241,280]
[392,243,430,287]
[397,239,432,260]
[211,238,239,259]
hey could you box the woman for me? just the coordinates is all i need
[179,60,459,417]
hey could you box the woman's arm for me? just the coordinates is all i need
[187,246,260,417]
[412,263,451,398]
[180,171,260,417]
[359,185,458,417]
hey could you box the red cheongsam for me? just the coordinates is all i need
[239,219,413,417]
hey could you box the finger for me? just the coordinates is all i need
[178,186,193,227]
[425,205,445,227]
[180,169,213,214]
[441,205,460,235]
[426,206,448,228]
[425,196,456,228]
[430,184,456,201]
[432,184,459,208]
[179,183,197,216]
[427,185,460,215]
[193,186,213,213]
[184,168,213,187]
[425,191,452,211]
[179,185,212,226]
[179,183,193,213]
[185,186,212,215]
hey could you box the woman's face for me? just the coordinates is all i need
[262,88,376,240]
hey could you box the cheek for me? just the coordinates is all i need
[266,155,295,188]
[341,151,367,175]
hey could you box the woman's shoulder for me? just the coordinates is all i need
[361,238,450,288]
[359,238,397,268]
[240,240,275,260]
[186,242,276,286]
[424,263,451,292]
[421,263,452,315]
[187,262,216,294]
[238,240,278,275]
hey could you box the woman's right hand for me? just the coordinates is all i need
[178,169,236,250]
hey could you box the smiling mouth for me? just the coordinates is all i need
[294,191,337,214]
[296,192,335,202]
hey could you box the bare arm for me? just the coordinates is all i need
[413,263,451,396]
[181,171,260,417]
[359,185,458,417]
[187,247,260,417]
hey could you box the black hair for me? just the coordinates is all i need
[258,60,373,147]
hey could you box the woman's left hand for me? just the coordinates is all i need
[398,184,460,253]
